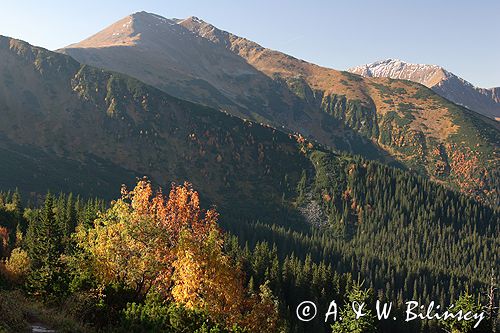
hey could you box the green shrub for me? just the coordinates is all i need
[120,294,240,333]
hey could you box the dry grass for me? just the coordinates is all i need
[0,290,92,333]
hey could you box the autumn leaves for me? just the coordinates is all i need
[76,179,279,331]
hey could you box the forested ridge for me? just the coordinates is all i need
[222,150,499,332]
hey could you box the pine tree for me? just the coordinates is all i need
[26,193,66,299]
[331,282,377,333]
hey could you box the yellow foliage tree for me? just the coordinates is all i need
[76,179,221,294]
[77,178,280,331]
[172,227,246,325]
[3,248,31,285]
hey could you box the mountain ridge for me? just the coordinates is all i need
[348,59,500,121]
[58,12,500,204]
[59,13,390,162]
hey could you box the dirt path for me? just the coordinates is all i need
[30,323,56,333]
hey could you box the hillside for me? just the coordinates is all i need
[0,35,312,215]
[59,12,387,164]
[0,35,499,333]
[348,59,500,121]
[60,12,500,205]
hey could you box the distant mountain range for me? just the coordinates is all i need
[348,59,500,121]
[58,12,499,203]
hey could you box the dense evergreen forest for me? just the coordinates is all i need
[0,151,498,332]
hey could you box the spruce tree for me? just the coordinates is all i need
[26,193,66,299]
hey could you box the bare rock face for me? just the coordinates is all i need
[485,87,500,103]
[349,59,500,121]
[493,88,500,103]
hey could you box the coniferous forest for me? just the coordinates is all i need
[0,150,498,332]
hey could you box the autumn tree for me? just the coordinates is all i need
[0,227,8,258]
[77,179,279,331]
[76,179,218,296]
[3,248,30,285]
[172,225,246,325]
[241,281,281,333]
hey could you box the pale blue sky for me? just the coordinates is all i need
[1,0,498,88]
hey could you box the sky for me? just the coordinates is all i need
[1,0,498,88]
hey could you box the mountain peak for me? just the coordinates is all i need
[185,16,204,23]
[369,58,441,68]
[348,59,499,120]
[63,12,181,49]
[129,11,174,24]
[348,58,449,87]
[176,15,213,30]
